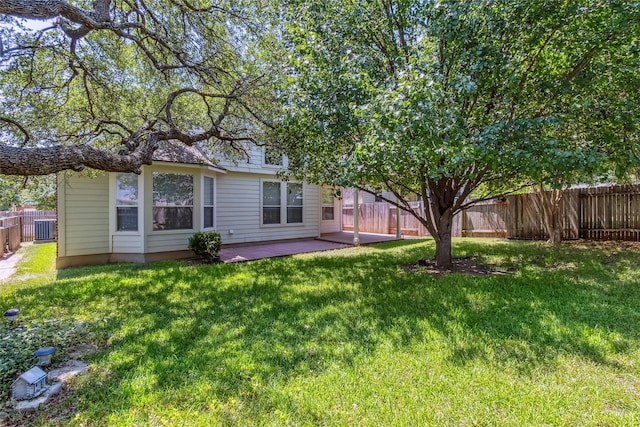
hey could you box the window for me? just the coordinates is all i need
[287,183,303,223]
[262,182,281,224]
[262,181,303,225]
[116,173,139,231]
[203,176,215,229]
[264,146,284,166]
[321,188,335,221]
[405,193,422,202]
[153,173,193,230]
[375,193,384,203]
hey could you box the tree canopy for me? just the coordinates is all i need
[0,0,275,176]
[276,0,640,265]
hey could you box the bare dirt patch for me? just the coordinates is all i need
[403,258,511,275]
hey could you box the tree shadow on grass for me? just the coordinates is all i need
[8,238,640,422]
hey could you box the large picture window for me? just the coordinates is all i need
[153,173,193,230]
[203,176,215,229]
[262,181,303,225]
[116,173,139,231]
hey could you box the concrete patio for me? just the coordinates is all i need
[317,231,399,245]
[219,232,399,263]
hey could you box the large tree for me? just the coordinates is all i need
[277,0,640,266]
[0,0,274,176]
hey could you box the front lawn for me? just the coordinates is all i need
[1,239,640,425]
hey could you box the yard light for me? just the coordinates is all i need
[4,308,20,323]
[34,346,56,366]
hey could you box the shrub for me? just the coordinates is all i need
[188,231,222,263]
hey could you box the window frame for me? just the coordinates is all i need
[261,179,304,227]
[286,182,303,224]
[321,187,336,221]
[114,172,142,234]
[263,146,288,168]
[152,172,194,231]
[202,175,216,230]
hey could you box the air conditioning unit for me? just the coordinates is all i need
[34,220,56,242]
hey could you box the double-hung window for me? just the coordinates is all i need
[153,173,194,230]
[286,183,303,223]
[262,181,281,224]
[115,173,139,231]
[203,176,215,229]
[262,181,303,225]
[321,188,335,221]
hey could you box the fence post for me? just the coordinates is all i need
[353,189,360,245]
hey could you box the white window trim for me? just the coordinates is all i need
[110,172,144,236]
[260,179,304,227]
[202,175,216,231]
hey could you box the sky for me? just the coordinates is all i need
[21,18,55,31]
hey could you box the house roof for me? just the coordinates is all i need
[15,366,47,385]
[152,140,226,171]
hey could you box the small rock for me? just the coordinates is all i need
[14,382,63,411]
[68,344,98,359]
[74,322,89,332]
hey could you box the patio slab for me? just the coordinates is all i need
[318,231,399,245]
[219,232,400,263]
[219,239,349,263]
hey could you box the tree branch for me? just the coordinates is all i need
[0,138,156,176]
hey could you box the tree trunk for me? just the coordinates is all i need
[534,183,564,244]
[548,226,562,243]
[434,210,453,268]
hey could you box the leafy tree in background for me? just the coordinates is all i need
[277,0,640,266]
[27,175,57,210]
[0,0,275,176]
[0,175,56,210]
[0,176,23,210]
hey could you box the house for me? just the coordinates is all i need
[56,142,343,268]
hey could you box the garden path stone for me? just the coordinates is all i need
[13,360,88,411]
[68,343,98,359]
[48,360,88,382]
[14,382,62,411]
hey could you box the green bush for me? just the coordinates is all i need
[188,231,222,263]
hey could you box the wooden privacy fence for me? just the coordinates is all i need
[344,202,461,237]
[342,185,640,241]
[0,210,56,243]
[0,216,22,252]
[506,192,579,240]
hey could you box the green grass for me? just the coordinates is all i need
[1,239,640,426]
